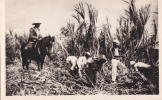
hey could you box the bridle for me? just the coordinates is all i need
[36,38,54,60]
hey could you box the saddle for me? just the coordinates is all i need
[25,40,38,51]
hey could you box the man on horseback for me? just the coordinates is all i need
[25,22,42,51]
[21,22,55,70]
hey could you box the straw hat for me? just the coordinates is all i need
[32,20,42,25]
[130,61,136,66]
[32,22,41,25]
[85,52,91,56]
[113,39,120,46]
[85,52,91,58]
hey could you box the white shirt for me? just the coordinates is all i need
[113,48,119,56]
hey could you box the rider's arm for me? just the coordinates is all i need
[29,28,38,40]
[38,34,43,40]
[37,29,43,40]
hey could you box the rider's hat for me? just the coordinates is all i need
[32,23,41,25]
[32,20,42,25]
[113,39,120,46]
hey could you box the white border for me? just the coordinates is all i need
[1,0,162,100]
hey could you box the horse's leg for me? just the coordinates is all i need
[22,58,25,69]
[27,62,30,70]
[41,62,44,70]
[37,61,41,71]
[41,57,45,70]
[25,54,30,70]
[22,57,28,70]
[21,50,26,70]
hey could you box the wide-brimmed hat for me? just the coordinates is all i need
[113,39,120,46]
[32,23,41,25]
[84,52,91,58]
[86,52,91,56]
[130,61,136,66]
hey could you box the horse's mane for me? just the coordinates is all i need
[38,36,51,47]
[39,36,50,42]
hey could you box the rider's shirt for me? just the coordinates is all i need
[113,47,119,56]
[112,47,119,56]
[29,27,42,42]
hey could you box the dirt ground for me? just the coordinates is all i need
[6,58,159,96]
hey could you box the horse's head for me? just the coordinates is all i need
[47,35,55,59]
[39,35,55,59]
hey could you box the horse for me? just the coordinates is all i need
[21,35,55,71]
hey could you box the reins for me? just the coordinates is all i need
[36,38,54,60]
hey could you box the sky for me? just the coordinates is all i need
[5,0,158,37]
